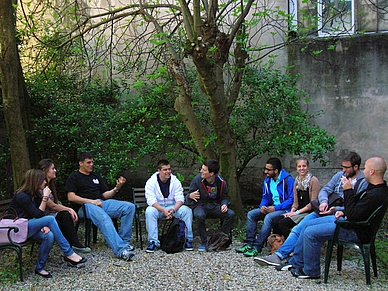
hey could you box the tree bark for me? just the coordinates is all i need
[0,0,31,190]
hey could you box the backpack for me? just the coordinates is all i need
[206,229,231,251]
[160,217,186,254]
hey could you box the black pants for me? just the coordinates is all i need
[193,204,235,244]
[271,215,296,239]
[55,211,84,248]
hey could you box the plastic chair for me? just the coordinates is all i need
[324,200,388,285]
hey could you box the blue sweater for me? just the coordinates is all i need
[259,169,294,211]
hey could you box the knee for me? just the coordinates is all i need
[226,209,235,219]
[126,202,135,212]
[194,212,206,222]
[145,206,159,219]
[43,231,54,245]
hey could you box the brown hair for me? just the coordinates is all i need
[38,159,58,203]
[16,169,46,199]
[295,156,310,167]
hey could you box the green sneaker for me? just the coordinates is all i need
[235,245,253,253]
[243,248,261,257]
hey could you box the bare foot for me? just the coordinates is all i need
[67,252,82,262]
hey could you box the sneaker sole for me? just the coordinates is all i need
[298,275,320,279]
[198,248,206,252]
[185,248,194,251]
[254,258,281,267]
[145,249,155,253]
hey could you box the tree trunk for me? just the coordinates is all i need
[0,0,31,190]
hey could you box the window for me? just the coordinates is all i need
[318,0,355,36]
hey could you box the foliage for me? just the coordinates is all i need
[233,67,336,174]
[27,72,198,199]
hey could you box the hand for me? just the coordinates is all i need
[68,208,78,223]
[284,211,297,218]
[41,226,50,235]
[319,202,328,212]
[90,200,103,207]
[190,190,200,202]
[266,206,275,213]
[260,206,267,214]
[163,209,173,219]
[115,176,126,190]
[341,176,353,190]
[42,186,51,198]
[220,204,228,213]
[319,207,335,215]
[335,211,345,219]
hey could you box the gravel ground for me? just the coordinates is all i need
[1,238,387,291]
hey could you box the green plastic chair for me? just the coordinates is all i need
[324,200,388,285]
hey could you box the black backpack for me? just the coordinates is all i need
[160,217,186,254]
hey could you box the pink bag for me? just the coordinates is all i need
[0,214,28,244]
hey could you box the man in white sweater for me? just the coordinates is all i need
[144,159,193,252]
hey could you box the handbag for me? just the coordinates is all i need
[0,213,29,244]
[267,234,285,254]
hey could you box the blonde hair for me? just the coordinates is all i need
[295,156,309,167]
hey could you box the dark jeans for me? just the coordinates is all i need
[271,215,296,238]
[55,211,84,248]
[193,204,235,244]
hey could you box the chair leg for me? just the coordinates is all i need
[92,224,98,244]
[30,241,35,256]
[324,240,335,283]
[370,243,378,277]
[85,218,91,248]
[337,245,344,271]
[139,217,143,250]
[17,246,23,281]
[361,245,372,285]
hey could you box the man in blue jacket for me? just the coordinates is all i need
[236,157,294,257]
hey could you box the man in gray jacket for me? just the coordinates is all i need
[255,151,368,268]
[186,160,235,251]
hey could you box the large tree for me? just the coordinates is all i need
[11,0,339,214]
[0,0,32,190]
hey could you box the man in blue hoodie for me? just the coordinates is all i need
[236,157,294,257]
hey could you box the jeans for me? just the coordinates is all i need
[193,204,235,244]
[80,199,135,257]
[246,208,285,251]
[289,216,360,277]
[275,211,321,259]
[145,204,193,246]
[28,216,74,272]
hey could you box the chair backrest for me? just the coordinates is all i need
[365,199,388,241]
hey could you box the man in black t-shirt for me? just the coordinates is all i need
[186,160,235,251]
[66,152,136,261]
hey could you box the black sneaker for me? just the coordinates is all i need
[146,241,157,253]
[185,241,194,251]
[275,262,293,271]
[290,268,320,279]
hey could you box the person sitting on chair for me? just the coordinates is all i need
[186,159,235,251]
[144,159,193,252]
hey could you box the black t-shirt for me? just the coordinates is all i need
[65,171,109,200]
[157,174,171,198]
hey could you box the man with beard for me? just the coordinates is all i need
[236,158,294,257]
[255,151,368,268]
[288,157,388,279]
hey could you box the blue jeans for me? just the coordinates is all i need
[28,216,74,272]
[80,199,135,257]
[289,216,360,277]
[145,204,193,246]
[246,208,286,251]
[275,211,321,259]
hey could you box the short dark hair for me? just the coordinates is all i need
[343,151,361,167]
[78,152,93,163]
[266,157,282,172]
[157,159,170,170]
[203,159,220,175]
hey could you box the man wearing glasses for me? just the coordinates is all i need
[255,151,368,269]
[236,157,294,257]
